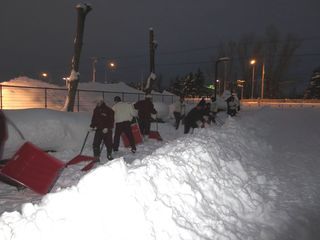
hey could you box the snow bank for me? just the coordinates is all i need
[0,117,279,240]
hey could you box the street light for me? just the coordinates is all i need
[250,59,256,98]
[214,57,231,98]
[105,61,117,83]
[216,79,221,95]
[41,72,48,78]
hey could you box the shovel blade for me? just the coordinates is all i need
[66,155,95,166]
[149,131,163,141]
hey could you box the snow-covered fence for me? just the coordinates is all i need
[0,84,177,111]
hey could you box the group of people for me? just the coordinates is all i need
[89,95,157,162]
[172,96,218,134]
[172,93,240,134]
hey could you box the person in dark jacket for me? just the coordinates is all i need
[197,97,206,107]
[134,95,157,137]
[184,105,205,134]
[0,110,8,160]
[226,95,237,117]
[90,99,115,161]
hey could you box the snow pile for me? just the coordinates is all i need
[0,117,279,240]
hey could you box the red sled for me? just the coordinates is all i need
[0,142,65,195]
[148,121,163,141]
[121,122,143,147]
[149,131,163,141]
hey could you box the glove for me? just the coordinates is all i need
[89,127,97,131]
[102,128,108,134]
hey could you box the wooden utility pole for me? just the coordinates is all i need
[144,28,157,95]
[64,3,92,111]
[149,28,155,74]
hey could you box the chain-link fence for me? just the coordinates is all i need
[0,84,178,111]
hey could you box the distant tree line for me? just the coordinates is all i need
[304,66,320,99]
[211,25,301,98]
[167,69,212,97]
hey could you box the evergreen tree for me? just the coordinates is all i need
[304,67,320,99]
[183,73,196,97]
[169,75,184,96]
[194,68,205,96]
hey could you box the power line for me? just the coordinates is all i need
[93,36,320,61]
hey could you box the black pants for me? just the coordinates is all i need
[173,112,184,129]
[93,129,113,157]
[113,121,136,150]
[138,118,151,136]
[184,119,198,134]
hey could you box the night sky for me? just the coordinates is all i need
[1,0,319,91]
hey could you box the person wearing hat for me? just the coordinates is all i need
[134,94,157,137]
[112,96,137,153]
[90,98,114,161]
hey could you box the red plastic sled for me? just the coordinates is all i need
[149,131,163,141]
[148,121,163,141]
[122,122,143,147]
[0,142,65,195]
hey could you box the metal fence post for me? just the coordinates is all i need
[77,90,80,112]
[0,85,2,109]
[44,88,48,108]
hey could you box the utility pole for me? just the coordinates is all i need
[261,63,265,99]
[64,3,92,111]
[91,57,98,82]
[144,27,157,95]
[214,57,231,98]
[149,28,155,74]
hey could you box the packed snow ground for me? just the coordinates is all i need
[0,106,320,240]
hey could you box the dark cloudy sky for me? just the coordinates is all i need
[1,0,319,90]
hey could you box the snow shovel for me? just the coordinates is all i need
[66,130,95,167]
[81,142,105,171]
[149,118,163,141]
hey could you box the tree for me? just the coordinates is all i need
[182,73,197,97]
[214,25,301,98]
[304,67,320,99]
[169,76,184,96]
[63,3,92,112]
[194,68,205,96]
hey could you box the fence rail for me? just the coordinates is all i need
[0,84,177,111]
[241,99,320,108]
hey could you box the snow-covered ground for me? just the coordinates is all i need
[1,106,320,240]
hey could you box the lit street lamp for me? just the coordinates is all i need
[216,79,221,95]
[250,59,256,98]
[214,57,231,98]
[105,61,117,83]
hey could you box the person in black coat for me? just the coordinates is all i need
[184,105,205,134]
[90,99,115,161]
[134,95,157,136]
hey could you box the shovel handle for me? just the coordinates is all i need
[80,131,91,155]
